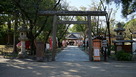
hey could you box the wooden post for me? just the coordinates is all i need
[52,15,57,61]
[87,16,93,61]
[131,42,133,54]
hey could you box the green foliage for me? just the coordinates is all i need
[68,7,87,33]
[116,50,132,61]
[105,0,136,17]
[0,0,15,13]
[68,25,77,32]
[110,45,115,51]
[0,30,6,38]
[124,18,136,39]
[121,0,136,17]
[69,16,87,33]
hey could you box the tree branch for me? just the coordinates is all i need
[100,0,106,11]
[52,0,61,10]
[12,0,32,22]
[34,0,41,26]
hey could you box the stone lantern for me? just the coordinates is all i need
[113,23,134,54]
[18,24,28,58]
[114,23,125,40]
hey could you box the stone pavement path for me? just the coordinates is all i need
[55,46,89,62]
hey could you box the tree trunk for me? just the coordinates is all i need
[97,16,99,35]
[44,29,52,49]
[30,38,36,55]
[28,23,36,56]
[7,20,11,45]
[13,12,18,54]
[107,21,111,56]
[58,38,62,48]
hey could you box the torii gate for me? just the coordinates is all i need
[39,11,107,61]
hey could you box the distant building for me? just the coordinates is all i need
[65,32,83,46]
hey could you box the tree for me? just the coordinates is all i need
[0,0,15,45]
[0,0,62,55]
[10,0,61,55]
[124,18,136,39]
[104,0,136,17]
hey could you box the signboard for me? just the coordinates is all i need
[93,49,100,61]
[102,40,108,47]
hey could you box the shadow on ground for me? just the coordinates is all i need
[0,58,136,77]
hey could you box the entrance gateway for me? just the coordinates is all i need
[39,11,107,61]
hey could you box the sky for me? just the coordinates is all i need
[65,0,127,23]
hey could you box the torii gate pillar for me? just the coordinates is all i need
[87,16,93,61]
[52,15,57,61]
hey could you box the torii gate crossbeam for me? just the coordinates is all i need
[39,11,107,16]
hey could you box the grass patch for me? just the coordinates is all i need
[0,45,13,53]
[0,45,15,58]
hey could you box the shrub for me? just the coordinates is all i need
[116,50,132,61]
[110,45,115,51]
